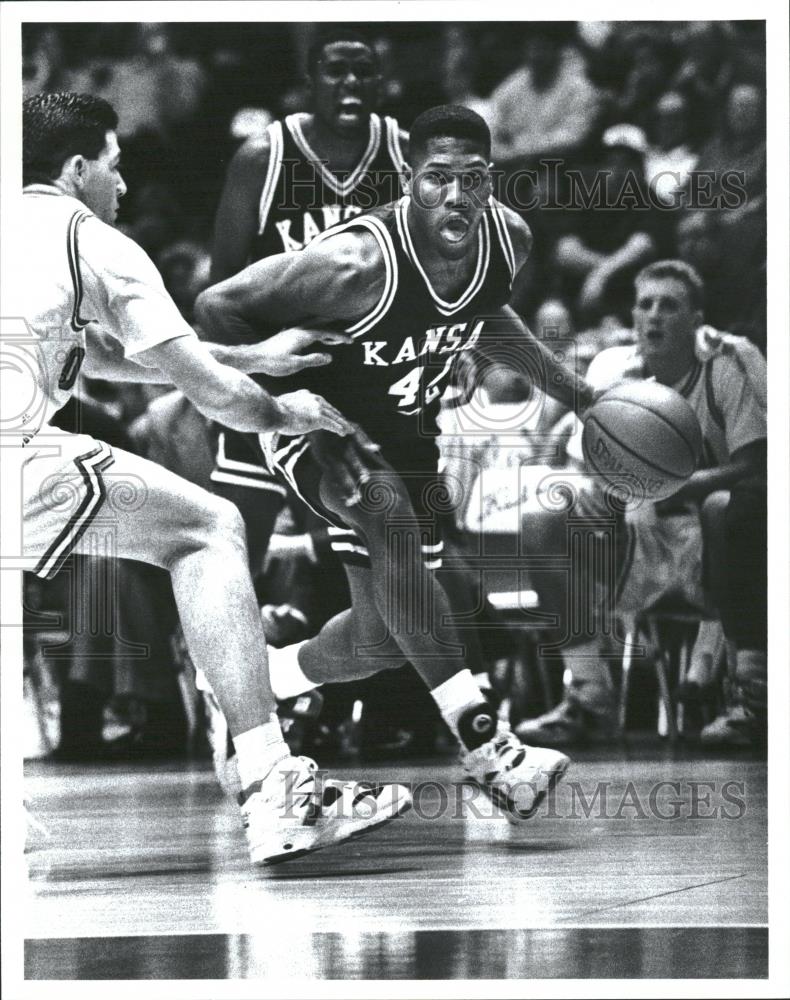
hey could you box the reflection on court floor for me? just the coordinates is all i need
[23,750,767,980]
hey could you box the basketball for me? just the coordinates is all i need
[581,381,703,501]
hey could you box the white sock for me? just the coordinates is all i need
[267,641,318,700]
[430,669,487,739]
[232,715,289,789]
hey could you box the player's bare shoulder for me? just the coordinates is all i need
[299,227,388,321]
[498,203,533,271]
[225,130,273,185]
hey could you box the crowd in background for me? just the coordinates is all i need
[21,20,767,761]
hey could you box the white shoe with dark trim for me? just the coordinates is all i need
[462,726,570,822]
[240,755,411,866]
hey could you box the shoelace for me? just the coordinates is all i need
[492,731,527,772]
[240,756,318,810]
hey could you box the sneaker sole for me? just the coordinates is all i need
[481,755,570,823]
[258,787,413,866]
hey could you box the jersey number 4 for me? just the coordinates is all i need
[388,360,453,412]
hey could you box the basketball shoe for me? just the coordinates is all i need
[458,706,570,821]
[240,755,412,865]
[700,704,754,747]
[515,697,616,747]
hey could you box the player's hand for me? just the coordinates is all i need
[653,473,705,514]
[308,429,384,507]
[273,390,355,437]
[252,327,353,377]
[578,385,605,421]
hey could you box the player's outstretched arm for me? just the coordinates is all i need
[493,303,596,417]
[490,207,596,416]
[77,218,359,416]
[195,230,385,346]
[81,326,176,383]
[134,335,356,437]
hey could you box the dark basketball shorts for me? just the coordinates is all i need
[210,425,287,499]
[257,430,454,571]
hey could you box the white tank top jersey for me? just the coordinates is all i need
[573,329,767,469]
[6,184,195,441]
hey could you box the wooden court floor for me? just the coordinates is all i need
[22,744,767,980]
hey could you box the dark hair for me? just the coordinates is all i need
[23,92,118,185]
[635,259,705,311]
[409,104,491,163]
[306,27,377,76]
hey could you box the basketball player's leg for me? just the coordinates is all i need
[211,479,285,575]
[263,437,570,819]
[23,437,410,860]
[293,565,407,687]
[291,556,486,687]
[319,462,570,815]
[92,463,276,735]
[317,467,474,689]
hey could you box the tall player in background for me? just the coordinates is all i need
[201,27,411,777]
[209,28,407,561]
[198,106,599,820]
[15,93,409,866]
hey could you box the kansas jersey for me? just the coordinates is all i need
[212,113,406,491]
[258,194,517,568]
[267,195,518,465]
[252,112,406,261]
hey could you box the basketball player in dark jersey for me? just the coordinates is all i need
[198,106,598,821]
[209,28,407,567]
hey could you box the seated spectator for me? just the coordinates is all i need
[590,25,674,132]
[668,21,735,130]
[61,23,206,144]
[488,23,602,169]
[552,126,661,324]
[439,360,562,535]
[693,82,766,213]
[23,26,65,97]
[515,261,766,748]
[643,91,699,207]
[439,25,492,119]
[676,211,766,352]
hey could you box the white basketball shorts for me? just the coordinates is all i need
[21,426,114,579]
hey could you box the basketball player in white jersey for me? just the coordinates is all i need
[516,260,767,748]
[12,92,410,865]
[198,106,600,821]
